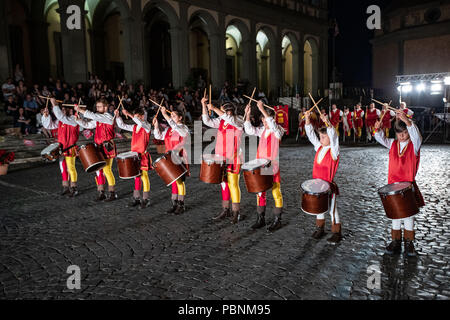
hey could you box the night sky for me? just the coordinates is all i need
[328,0,392,87]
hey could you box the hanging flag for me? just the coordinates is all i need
[274,105,290,136]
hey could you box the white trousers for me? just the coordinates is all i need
[392,217,414,231]
[316,194,340,224]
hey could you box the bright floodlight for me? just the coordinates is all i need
[445,77,450,85]
[402,85,412,93]
[431,83,443,92]
[397,86,402,92]
[416,83,426,92]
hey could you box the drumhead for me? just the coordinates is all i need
[41,143,60,155]
[203,154,225,164]
[242,159,270,171]
[153,155,165,165]
[301,179,330,195]
[378,182,412,196]
[117,151,139,159]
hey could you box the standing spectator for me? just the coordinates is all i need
[2,78,16,101]
[14,64,24,83]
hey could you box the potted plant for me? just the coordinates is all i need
[0,150,15,175]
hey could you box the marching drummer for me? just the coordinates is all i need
[374,110,424,257]
[75,99,118,202]
[42,98,80,197]
[115,107,152,209]
[202,97,245,224]
[244,100,285,232]
[152,107,190,215]
[304,110,343,244]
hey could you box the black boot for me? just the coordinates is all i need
[68,186,79,197]
[60,186,70,196]
[267,214,282,232]
[95,191,106,202]
[140,199,150,209]
[128,198,141,208]
[404,240,417,257]
[167,200,178,213]
[231,210,246,224]
[213,208,231,220]
[312,226,325,239]
[385,240,402,255]
[105,191,118,202]
[174,201,185,215]
[251,207,266,230]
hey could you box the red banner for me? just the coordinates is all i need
[275,105,289,136]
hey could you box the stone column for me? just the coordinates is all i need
[320,33,329,97]
[270,31,283,98]
[245,21,258,87]
[297,32,305,96]
[29,19,50,84]
[57,0,88,84]
[0,1,10,81]
[169,1,190,89]
[121,0,145,83]
[209,13,226,88]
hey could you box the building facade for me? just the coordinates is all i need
[372,0,450,99]
[0,0,328,97]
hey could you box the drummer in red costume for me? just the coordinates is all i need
[353,103,365,141]
[115,107,152,209]
[153,107,190,215]
[304,110,342,243]
[365,103,381,142]
[374,110,424,257]
[400,102,414,119]
[202,97,245,224]
[342,107,353,139]
[381,104,396,138]
[42,98,80,197]
[75,98,118,202]
[244,100,285,232]
[329,104,343,136]
[297,107,307,139]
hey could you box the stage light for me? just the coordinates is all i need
[445,77,450,85]
[431,80,443,84]
[416,83,426,92]
[397,86,401,92]
[431,83,443,92]
[444,98,448,103]
[401,85,412,93]
[400,82,411,85]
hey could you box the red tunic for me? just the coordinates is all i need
[257,130,281,182]
[354,109,364,128]
[312,146,339,184]
[366,109,379,127]
[382,111,393,129]
[57,122,79,157]
[95,121,116,159]
[215,120,242,165]
[388,140,424,207]
[345,112,353,130]
[330,109,341,127]
[131,125,151,171]
[164,127,189,173]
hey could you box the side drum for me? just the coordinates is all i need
[242,159,273,194]
[378,182,419,220]
[199,154,225,184]
[79,143,106,173]
[117,151,141,179]
[301,179,331,215]
[41,143,62,162]
[153,152,187,186]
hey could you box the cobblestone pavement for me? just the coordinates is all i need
[0,145,449,300]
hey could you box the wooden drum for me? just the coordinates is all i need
[242,159,273,194]
[153,152,187,186]
[378,182,419,220]
[199,154,225,184]
[300,179,331,215]
[79,143,106,173]
[117,151,141,179]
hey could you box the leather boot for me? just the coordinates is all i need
[105,191,118,202]
[167,200,178,213]
[267,209,282,232]
[174,201,185,215]
[140,199,150,209]
[60,186,70,196]
[68,186,79,197]
[231,203,245,224]
[403,230,417,257]
[312,219,326,239]
[386,229,402,255]
[95,190,106,202]
[327,223,342,244]
[128,198,140,207]
[251,207,266,230]
[213,201,231,220]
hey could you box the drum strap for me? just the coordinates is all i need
[61,143,77,154]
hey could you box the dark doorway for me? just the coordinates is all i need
[149,20,172,89]
[9,25,24,73]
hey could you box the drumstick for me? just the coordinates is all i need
[203,88,207,99]
[149,98,172,114]
[309,93,329,127]
[39,95,63,103]
[209,85,212,116]
[62,104,87,108]
[372,98,397,111]
[244,88,257,119]
[301,98,324,120]
[243,95,275,111]
[154,98,165,119]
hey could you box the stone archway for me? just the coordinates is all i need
[225,19,251,86]
[282,32,300,96]
[304,37,319,96]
